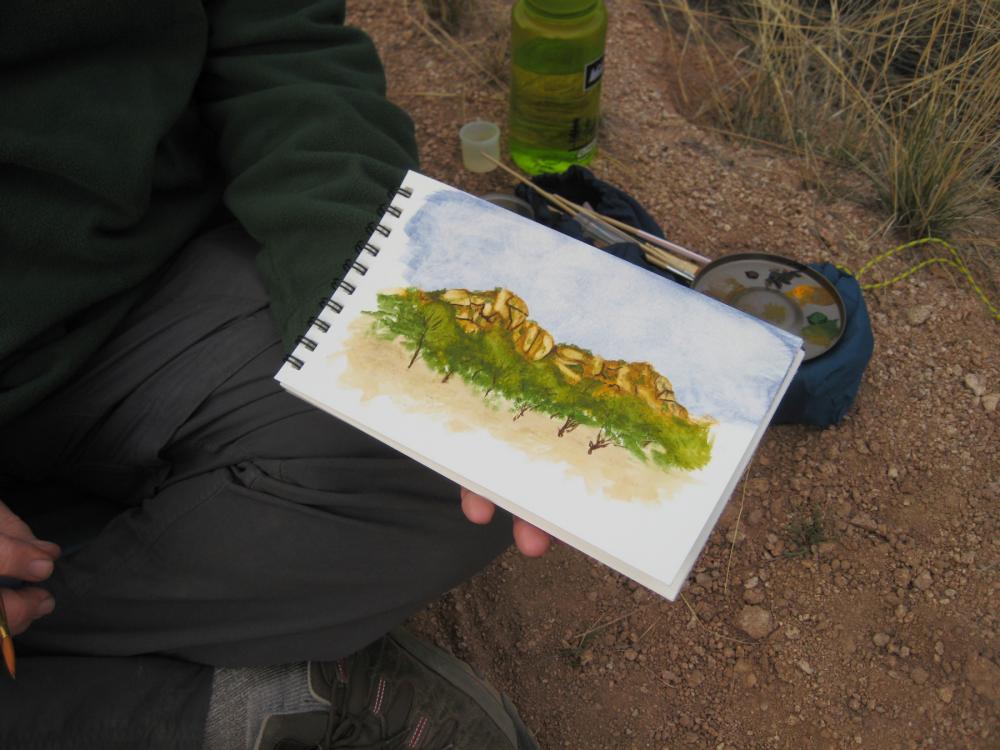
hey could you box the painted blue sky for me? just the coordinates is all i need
[399,188,801,425]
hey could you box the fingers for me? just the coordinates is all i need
[460,487,496,525]
[0,533,59,582]
[1,588,56,637]
[0,500,61,558]
[513,517,551,557]
[460,487,552,557]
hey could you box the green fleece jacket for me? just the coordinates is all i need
[0,0,418,426]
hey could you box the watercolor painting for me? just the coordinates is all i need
[358,286,713,469]
[330,184,802,503]
[280,172,803,596]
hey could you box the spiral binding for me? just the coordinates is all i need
[283,183,412,370]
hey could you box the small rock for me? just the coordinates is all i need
[983,393,999,413]
[873,632,891,647]
[911,667,929,685]
[785,626,801,640]
[964,373,987,397]
[743,588,765,605]
[687,669,704,687]
[907,305,932,326]
[893,568,912,588]
[965,654,1000,703]
[765,534,784,557]
[850,513,879,533]
[580,648,594,666]
[936,685,954,703]
[888,466,899,479]
[737,606,774,640]
[624,648,638,662]
[914,570,934,591]
[797,659,814,675]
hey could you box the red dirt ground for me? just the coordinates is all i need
[355,2,1000,748]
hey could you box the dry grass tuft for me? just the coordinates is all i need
[420,0,474,34]
[657,0,1000,243]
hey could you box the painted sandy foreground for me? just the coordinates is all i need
[337,316,695,502]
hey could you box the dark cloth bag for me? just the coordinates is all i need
[516,166,873,427]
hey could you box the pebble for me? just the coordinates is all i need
[765,534,784,557]
[963,373,986,397]
[936,685,954,703]
[965,654,1000,703]
[911,667,929,685]
[624,648,638,662]
[873,632,891,647]
[797,659,814,675]
[893,568,912,588]
[743,589,765,605]
[914,570,934,591]
[850,512,879,532]
[907,305,932,326]
[983,393,999,413]
[737,606,774,640]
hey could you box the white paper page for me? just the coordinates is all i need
[278,171,803,599]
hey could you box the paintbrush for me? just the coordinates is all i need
[0,592,14,679]
[480,154,711,274]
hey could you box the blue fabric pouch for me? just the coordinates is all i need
[515,167,873,427]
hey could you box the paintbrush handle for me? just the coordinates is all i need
[0,592,14,679]
[482,154,712,269]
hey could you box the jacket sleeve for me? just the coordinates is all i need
[198,0,418,349]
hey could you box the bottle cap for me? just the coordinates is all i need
[459,121,501,173]
[524,0,599,17]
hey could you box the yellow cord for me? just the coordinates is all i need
[835,237,999,321]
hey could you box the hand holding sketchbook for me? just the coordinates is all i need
[278,172,803,599]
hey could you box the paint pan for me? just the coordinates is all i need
[691,253,846,361]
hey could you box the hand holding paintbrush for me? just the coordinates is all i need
[0,500,61,679]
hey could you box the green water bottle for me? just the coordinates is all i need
[508,0,608,174]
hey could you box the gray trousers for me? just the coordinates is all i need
[0,225,511,748]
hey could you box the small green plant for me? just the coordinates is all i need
[785,505,827,556]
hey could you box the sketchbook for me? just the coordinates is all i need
[277,171,803,599]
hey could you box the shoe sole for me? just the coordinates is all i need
[389,627,540,750]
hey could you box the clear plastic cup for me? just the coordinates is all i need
[459,121,501,173]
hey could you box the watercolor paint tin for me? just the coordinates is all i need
[691,253,846,360]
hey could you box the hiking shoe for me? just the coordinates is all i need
[254,627,538,750]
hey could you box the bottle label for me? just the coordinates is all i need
[584,55,604,91]
[510,63,603,154]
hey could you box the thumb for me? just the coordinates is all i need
[2,588,56,637]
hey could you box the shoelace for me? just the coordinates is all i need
[320,715,410,750]
[318,684,411,750]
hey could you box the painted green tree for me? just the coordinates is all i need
[366,289,712,473]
